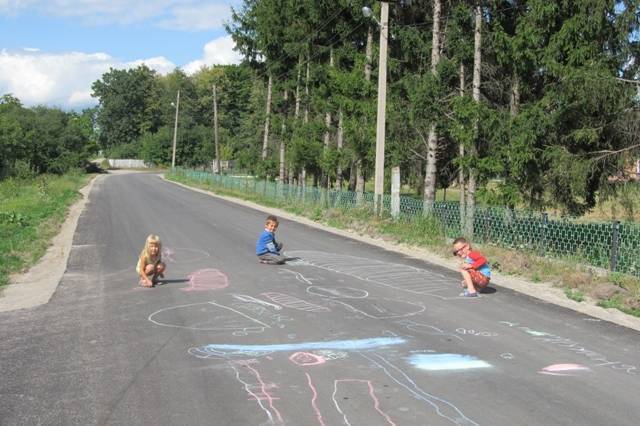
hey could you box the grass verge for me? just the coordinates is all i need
[0,173,91,292]
[167,172,640,318]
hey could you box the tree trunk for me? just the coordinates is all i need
[262,74,272,160]
[365,25,373,82]
[356,160,365,195]
[466,4,482,238]
[304,50,310,125]
[303,50,310,191]
[212,84,220,175]
[322,48,334,188]
[279,90,288,182]
[422,0,442,213]
[510,69,520,116]
[458,63,466,230]
[349,162,357,191]
[336,109,344,189]
[355,26,374,200]
[295,55,302,119]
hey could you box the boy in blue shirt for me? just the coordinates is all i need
[256,215,286,264]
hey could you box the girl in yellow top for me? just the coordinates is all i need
[137,234,165,287]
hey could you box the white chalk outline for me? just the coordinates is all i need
[359,352,479,426]
[232,294,283,310]
[148,301,270,333]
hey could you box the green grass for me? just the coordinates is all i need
[0,173,90,291]
[564,288,585,302]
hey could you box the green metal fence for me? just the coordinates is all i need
[172,168,640,277]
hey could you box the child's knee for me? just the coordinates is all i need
[144,265,155,275]
[157,263,165,273]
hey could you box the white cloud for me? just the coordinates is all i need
[159,3,233,31]
[182,35,241,75]
[0,48,176,109]
[0,1,240,29]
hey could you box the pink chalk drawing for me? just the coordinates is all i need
[289,352,327,366]
[539,364,590,376]
[229,360,283,424]
[181,268,228,292]
[305,372,326,426]
[332,379,396,426]
[261,292,330,312]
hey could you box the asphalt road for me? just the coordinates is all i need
[1,173,639,426]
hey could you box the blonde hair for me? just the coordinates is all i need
[140,234,162,259]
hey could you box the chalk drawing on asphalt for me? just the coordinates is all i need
[359,352,479,425]
[539,364,590,376]
[499,320,638,375]
[334,298,425,319]
[407,354,491,371]
[262,292,331,313]
[161,247,211,263]
[228,360,283,424]
[306,286,369,299]
[455,328,498,337]
[181,268,228,292]
[232,294,282,310]
[148,301,270,335]
[332,379,397,426]
[189,337,406,361]
[286,250,456,299]
[289,352,327,366]
[395,319,464,342]
[280,268,314,286]
[304,373,326,426]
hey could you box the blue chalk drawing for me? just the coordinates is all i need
[189,337,405,359]
[201,337,404,353]
[408,354,491,371]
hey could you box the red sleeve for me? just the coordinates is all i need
[467,251,487,269]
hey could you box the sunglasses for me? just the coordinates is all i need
[452,244,467,256]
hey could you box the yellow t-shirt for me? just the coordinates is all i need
[136,252,161,275]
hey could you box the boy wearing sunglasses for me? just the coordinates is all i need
[452,237,490,297]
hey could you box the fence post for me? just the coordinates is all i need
[539,213,548,256]
[610,220,620,272]
[391,166,400,219]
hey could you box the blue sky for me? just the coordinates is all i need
[0,0,244,110]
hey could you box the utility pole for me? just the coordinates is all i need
[171,89,180,169]
[374,1,389,213]
[213,85,220,174]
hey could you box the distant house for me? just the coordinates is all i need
[212,160,235,174]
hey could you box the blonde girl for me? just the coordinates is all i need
[137,234,165,287]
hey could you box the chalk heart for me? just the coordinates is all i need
[289,352,326,366]
[182,268,228,292]
[539,363,590,376]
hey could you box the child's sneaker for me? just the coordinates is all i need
[460,289,479,297]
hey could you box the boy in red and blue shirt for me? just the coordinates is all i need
[452,237,491,297]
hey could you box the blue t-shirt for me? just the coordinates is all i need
[256,230,279,255]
